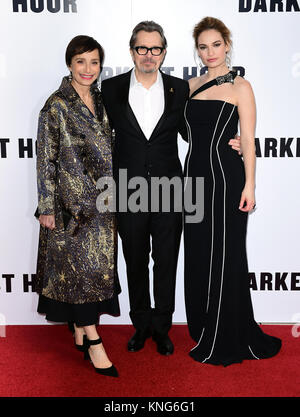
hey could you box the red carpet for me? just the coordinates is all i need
[0,325,299,397]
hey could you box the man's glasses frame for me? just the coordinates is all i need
[134,46,165,56]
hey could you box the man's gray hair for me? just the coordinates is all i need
[129,21,168,49]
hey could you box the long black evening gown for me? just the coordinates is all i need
[183,71,281,366]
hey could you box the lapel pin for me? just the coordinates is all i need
[169,88,174,93]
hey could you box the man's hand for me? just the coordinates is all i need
[228,135,242,155]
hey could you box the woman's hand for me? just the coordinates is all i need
[39,214,56,230]
[239,185,256,212]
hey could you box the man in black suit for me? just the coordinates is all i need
[101,21,240,355]
[102,21,188,355]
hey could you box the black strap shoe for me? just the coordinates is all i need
[127,328,152,352]
[86,338,119,377]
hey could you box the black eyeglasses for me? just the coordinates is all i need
[134,46,165,56]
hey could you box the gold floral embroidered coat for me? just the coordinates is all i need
[35,76,119,304]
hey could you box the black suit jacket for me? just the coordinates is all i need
[101,69,189,179]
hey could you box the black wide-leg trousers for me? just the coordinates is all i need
[117,209,182,335]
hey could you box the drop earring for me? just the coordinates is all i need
[193,49,203,75]
[68,71,72,82]
[97,76,102,91]
[225,51,232,70]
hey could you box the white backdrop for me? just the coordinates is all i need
[0,0,299,325]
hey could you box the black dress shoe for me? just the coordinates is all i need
[152,332,174,355]
[127,329,151,352]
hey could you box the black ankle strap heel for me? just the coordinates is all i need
[87,337,102,346]
[86,338,118,377]
[75,334,88,353]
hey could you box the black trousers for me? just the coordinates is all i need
[117,209,182,335]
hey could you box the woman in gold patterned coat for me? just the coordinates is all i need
[35,36,120,377]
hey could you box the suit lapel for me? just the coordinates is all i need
[149,70,174,141]
[120,69,174,142]
[119,69,148,142]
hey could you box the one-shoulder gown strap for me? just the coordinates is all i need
[189,70,238,99]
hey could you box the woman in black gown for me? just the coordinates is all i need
[184,17,281,366]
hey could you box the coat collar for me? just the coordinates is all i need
[58,76,103,122]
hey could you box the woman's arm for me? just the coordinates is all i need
[36,98,61,229]
[39,214,55,230]
[237,79,256,212]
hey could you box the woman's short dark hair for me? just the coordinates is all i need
[65,35,105,71]
[129,21,167,49]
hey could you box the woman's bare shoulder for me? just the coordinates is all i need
[234,75,256,110]
[234,75,253,92]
